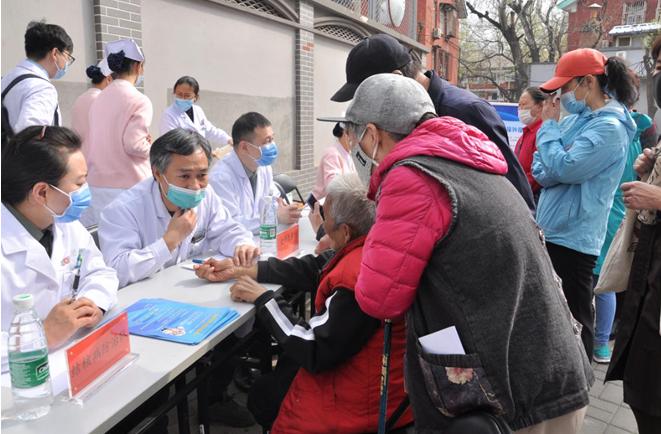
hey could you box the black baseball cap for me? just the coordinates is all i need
[331,34,412,102]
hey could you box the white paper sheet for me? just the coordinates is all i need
[418,326,466,355]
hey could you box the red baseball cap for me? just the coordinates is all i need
[540,48,608,92]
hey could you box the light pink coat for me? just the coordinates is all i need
[86,79,153,189]
[310,141,356,201]
[70,87,101,157]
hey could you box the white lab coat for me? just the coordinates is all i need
[209,150,279,234]
[98,178,254,288]
[1,205,119,369]
[159,103,231,145]
[1,60,61,133]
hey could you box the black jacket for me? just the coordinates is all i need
[425,70,536,212]
[606,221,661,416]
[254,254,379,373]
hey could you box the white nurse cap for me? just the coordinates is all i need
[104,39,145,62]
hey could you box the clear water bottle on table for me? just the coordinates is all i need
[260,195,278,258]
[8,293,53,420]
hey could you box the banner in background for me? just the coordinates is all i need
[490,102,523,148]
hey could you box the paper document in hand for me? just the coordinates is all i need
[126,299,239,345]
[418,326,466,355]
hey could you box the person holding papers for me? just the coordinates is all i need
[195,174,413,433]
[209,112,301,234]
[334,74,591,432]
[98,128,258,288]
[1,126,118,367]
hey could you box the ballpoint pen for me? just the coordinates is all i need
[71,251,83,300]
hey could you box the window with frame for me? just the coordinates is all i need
[617,36,632,46]
[432,46,451,78]
[440,3,457,38]
[623,1,646,25]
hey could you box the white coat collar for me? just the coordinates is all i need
[1,205,59,283]
[227,149,250,181]
[170,103,197,120]
[19,59,51,81]
[150,179,172,220]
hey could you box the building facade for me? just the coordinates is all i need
[2,0,461,194]
[559,0,660,51]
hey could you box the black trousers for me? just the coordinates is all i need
[247,354,299,429]
[546,242,597,362]
[632,407,661,434]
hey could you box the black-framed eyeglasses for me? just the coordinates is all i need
[319,204,325,221]
[60,50,76,66]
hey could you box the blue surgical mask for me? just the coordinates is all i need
[53,56,69,80]
[163,176,206,209]
[250,142,279,166]
[174,98,194,112]
[135,75,144,87]
[45,184,92,223]
[560,79,587,114]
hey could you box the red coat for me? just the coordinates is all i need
[272,237,412,433]
[356,116,508,319]
[514,119,542,193]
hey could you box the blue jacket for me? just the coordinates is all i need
[532,100,636,256]
[594,111,650,274]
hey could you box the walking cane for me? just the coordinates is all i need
[378,319,393,434]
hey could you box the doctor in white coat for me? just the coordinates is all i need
[1,21,74,135]
[210,112,301,234]
[159,76,231,146]
[1,126,118,369]
[99,128,259,288]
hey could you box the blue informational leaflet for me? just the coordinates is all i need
[125,298,239,345]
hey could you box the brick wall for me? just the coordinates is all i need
[289,0,317,196]
[93,0,142,61]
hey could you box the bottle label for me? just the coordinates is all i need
[260,224,276,240]
[9,349,50,389]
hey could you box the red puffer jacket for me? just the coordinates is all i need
[272,237,412,433]
[355,116,508,320]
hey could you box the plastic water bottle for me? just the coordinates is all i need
[260,195,278,258]
[8,294,53,420]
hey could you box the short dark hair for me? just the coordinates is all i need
[332,123,344,138]
[107,50,140,75]
[150,128,212,174]
[524,87,547,104]
[2,126,81,206]
[174,76,200,97]
[231,112,272,147]
[86,65,106,84]
[24,21,73,60]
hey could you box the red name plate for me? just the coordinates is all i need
[277,224,299,259]
[66,312,130,396]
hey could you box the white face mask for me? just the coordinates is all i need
[351,126,379,187]
[518,108,535,126]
